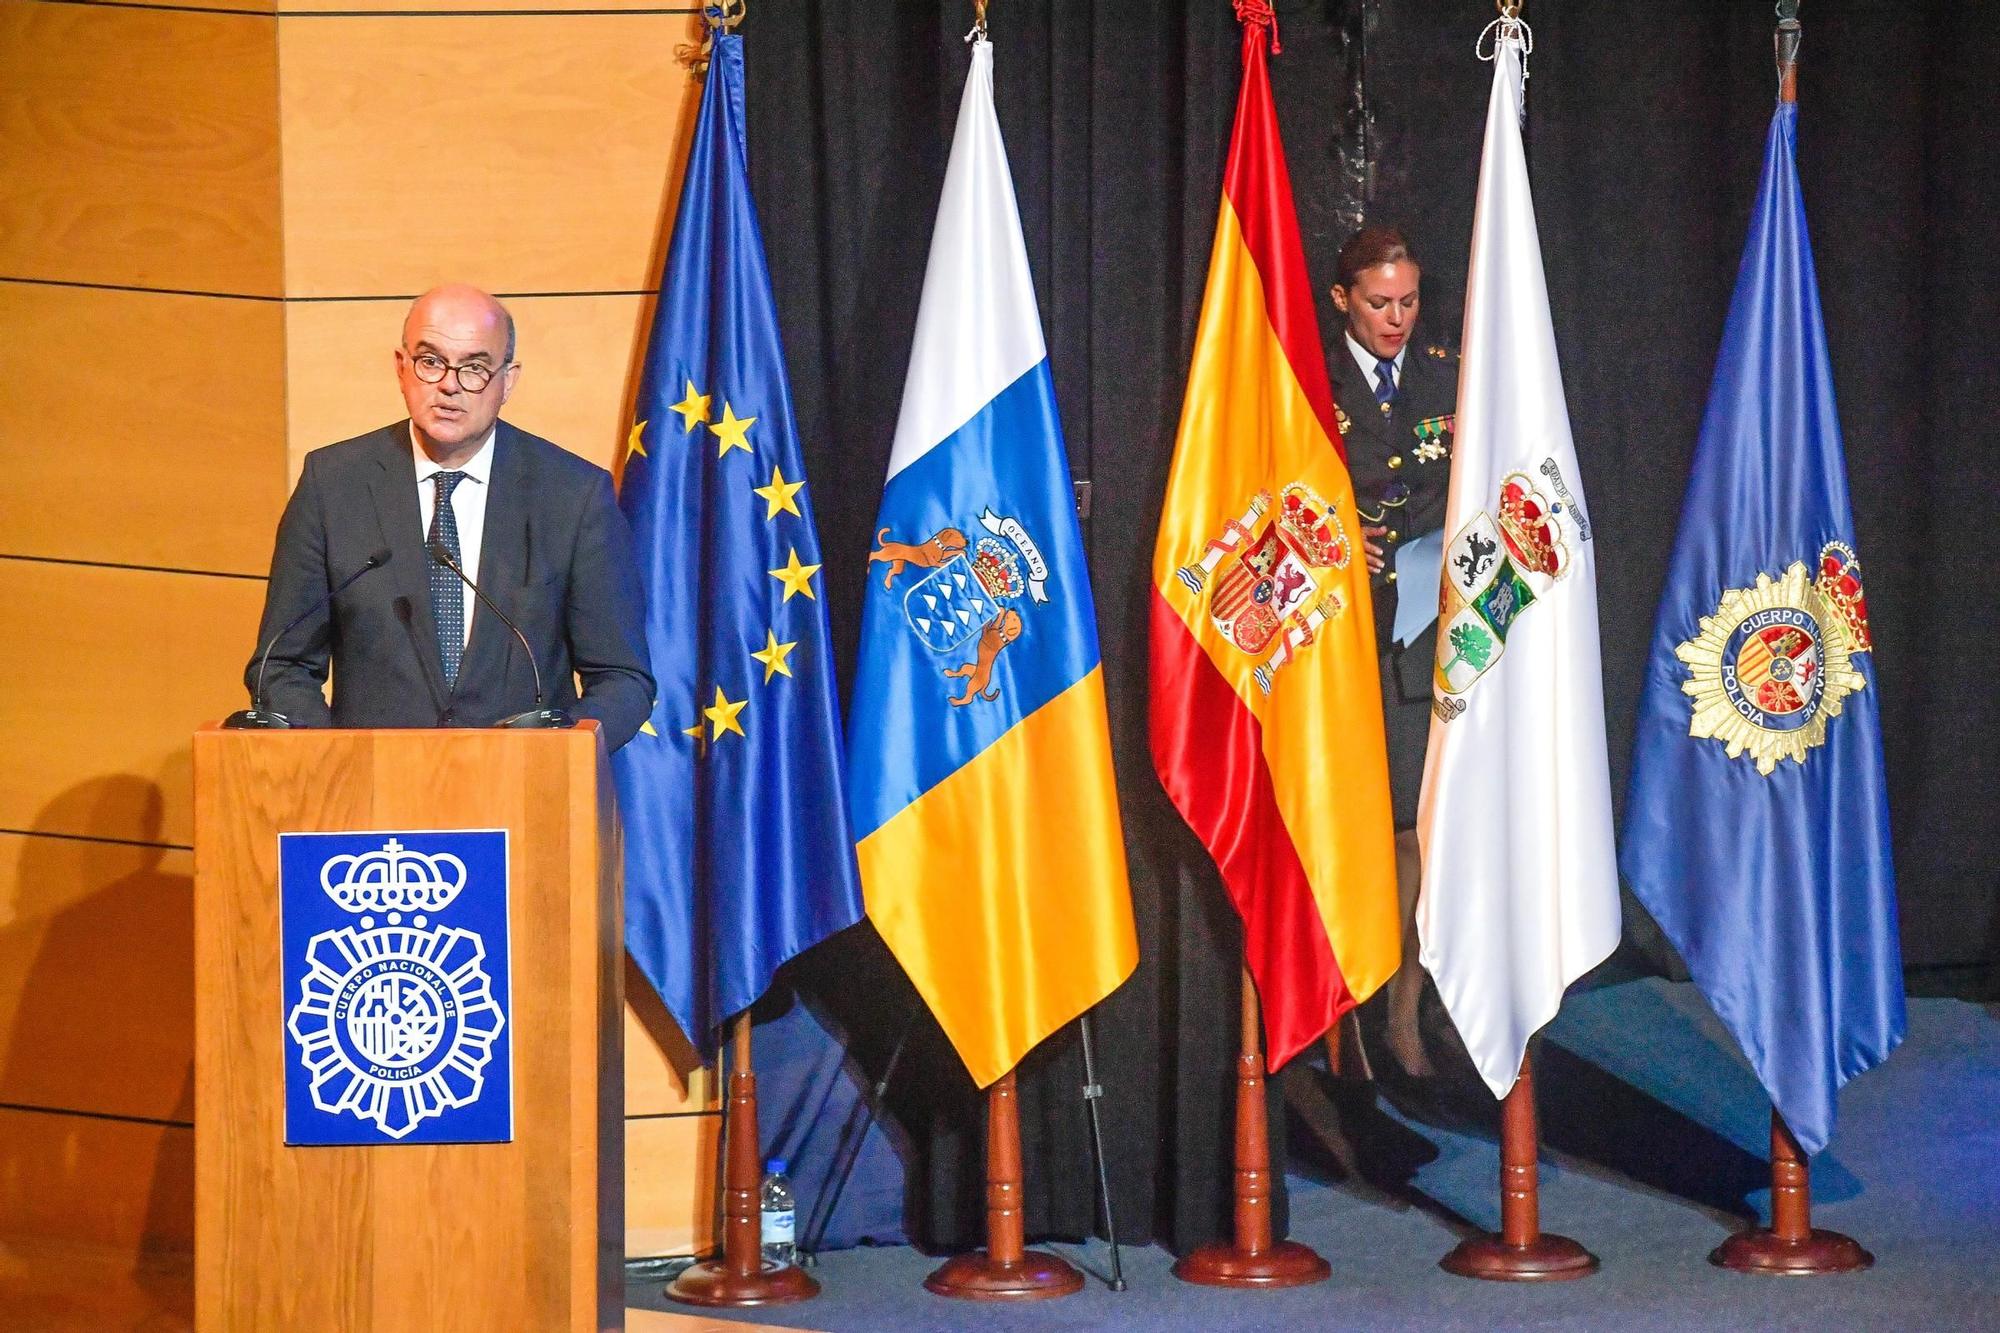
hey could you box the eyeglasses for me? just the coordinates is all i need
[405,350,508,392]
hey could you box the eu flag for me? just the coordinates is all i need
[1622,101,1904,1157]
[615,31,863,1046]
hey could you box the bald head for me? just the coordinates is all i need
[404,283,515,362]
[396,283,521,463]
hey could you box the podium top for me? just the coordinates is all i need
[198,719,603,738]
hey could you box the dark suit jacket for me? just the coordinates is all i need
[247,420,654,750]
[1333,342,1458,827]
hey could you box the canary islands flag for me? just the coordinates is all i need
[1622,99,1905,1156]
[1149,12,1399,1072]
[615,31,864,1047]
[846,35,1138,1090]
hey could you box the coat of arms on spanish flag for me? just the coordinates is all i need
[1148,10,1399,1071]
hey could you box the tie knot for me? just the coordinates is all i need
[1376,358,1397,389]
[433,470,467,500]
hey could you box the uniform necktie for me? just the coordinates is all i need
[428,470,467,688]
[1375,356,1398,408]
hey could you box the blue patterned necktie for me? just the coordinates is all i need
[428,470,467,688]
[1374,356,1398,408]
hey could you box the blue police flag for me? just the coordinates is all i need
[614,32,863,1047]
[1622,101,1904,1157]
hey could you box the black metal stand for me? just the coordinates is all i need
[796,1013,913,1265]
[1077,1011,1127,1291]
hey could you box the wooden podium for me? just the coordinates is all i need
[192,724,624,1331]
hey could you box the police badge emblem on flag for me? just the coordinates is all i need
[280,830,512,1145]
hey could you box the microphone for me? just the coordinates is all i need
[225,548,393,729]
[426,541,574,729]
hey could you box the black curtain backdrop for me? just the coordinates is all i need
[741,0,2000,1255]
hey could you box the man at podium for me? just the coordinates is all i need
[243,284,653,748]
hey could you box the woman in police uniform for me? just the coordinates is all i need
[1329,226,1458,1080]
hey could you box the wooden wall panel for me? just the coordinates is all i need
[624,1112,720,1261]
[0,285,286,575]
[0,562,265,847]
[0,4,281,294]
[276,13,703,297]
[0,1107,193,1253]
[625,958,715,1116]
[283,0,664,10]
[284,294,654,480]
[0,833,194,1123]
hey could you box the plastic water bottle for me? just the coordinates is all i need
[759,1158,797,1267]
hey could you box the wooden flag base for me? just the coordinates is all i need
[1439,1052,1598,1283]
[1710,1109,1873,1275]
[668,1015,821,1308]
[667,1259,821,1307]
[1173,965,1331,1290]
[924,1070,1085,1302]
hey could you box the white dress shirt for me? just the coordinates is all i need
[1346,331,1407,396]
[411,424,496,651]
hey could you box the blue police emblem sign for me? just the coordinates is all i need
[280,830,512,1145]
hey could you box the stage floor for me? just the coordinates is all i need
[627,980,2000,1332]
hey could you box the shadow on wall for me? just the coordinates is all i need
[0,773,195,1272]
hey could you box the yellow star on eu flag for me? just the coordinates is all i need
[768,547,821,602]
[750,629,797,683]
[711,401,756,457]
[626,419,648,462]
[702,685,747,740]
[753,464,805,520]
[670,381,711,433]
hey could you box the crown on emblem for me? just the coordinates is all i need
[1499,477,1561,578]
[1815,541,1871,653]
[1276,483,1347,568]
[969,538,1024,601]
[319,838,468,915]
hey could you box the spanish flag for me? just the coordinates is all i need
[1149,12,1399,1071]
[846,35,1138,1089]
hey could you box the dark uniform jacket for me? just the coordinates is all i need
[247,420,655,750]
[1332,339,1458,824]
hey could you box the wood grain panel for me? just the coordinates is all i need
[0,284,286,575]
[277,13,703,296]
[0,4,281,293]
[0,562,266,847]
[0,1107,193,1253]
[193,727,617,1331]
[0,1237,193,1333]
[0,833,194,1123]
[626,958,715,1116]
[624,1111,719,1260]
[283,0,670,10]
[284,294,654,480]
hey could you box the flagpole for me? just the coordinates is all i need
[923,1068,1086,1300]
[1173,963,1331,1288]
[1709,1109,1873,1273]
[668,1013,820,1306]
[1439,1051,1598,1281]
[1704,1,1869,1279]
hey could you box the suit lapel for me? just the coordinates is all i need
[459,422,530,691]
[367,422,452,701]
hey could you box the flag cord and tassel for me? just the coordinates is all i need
[923,1067,1087,1300]
[966,0,987,43]
[667,1013,821,1307]
[1172,963,1331,1288]
[1438,1050,1599,1281]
